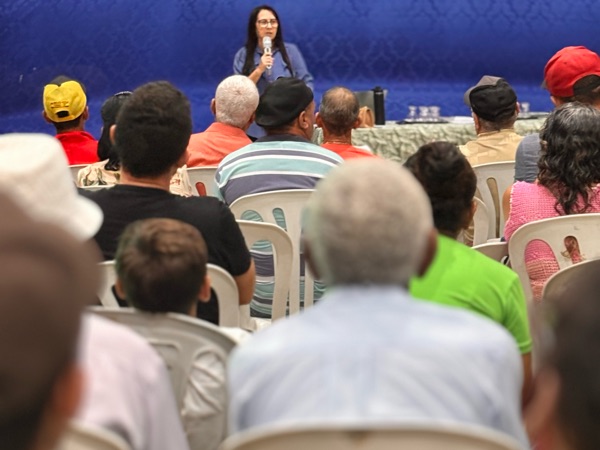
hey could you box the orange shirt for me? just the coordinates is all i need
[320,142,377,160]
[187,122,252,167]
[56,131,99,165]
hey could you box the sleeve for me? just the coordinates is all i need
[217,202,252,276]
[233,47,247,75]
[287,43,314,90]
[502,275,532,354]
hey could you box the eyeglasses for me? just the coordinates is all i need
[257,19,278,28]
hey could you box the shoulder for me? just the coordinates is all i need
[283,42,301,53]
[517,133,540,153]
[234,46,247,59]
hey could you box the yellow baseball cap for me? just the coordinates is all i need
[43,79,87,122]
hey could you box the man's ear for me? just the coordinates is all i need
[199,274,211,303]
[210,98,216,116]
[463,199,477,230]
[109,124,117,145]
[315,112,323,128]
[303,239,321,280]
[352,117,361,129]
[550,95,562,107]
[82,106,89,121]
[244,112,256,131]
[298,110,310,130]
[115,277,126,300]
[416,229,437,277]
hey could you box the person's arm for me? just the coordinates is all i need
[233,46,272,85]
[286,43,314,90]
[502,185,512,231]
[234,259,256,305]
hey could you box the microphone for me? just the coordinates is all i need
[262,36,273,71]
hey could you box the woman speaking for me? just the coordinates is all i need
[233,5,314,96]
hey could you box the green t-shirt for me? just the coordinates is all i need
[410,235,532,354]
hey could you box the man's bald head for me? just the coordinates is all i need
[318,86,360,135]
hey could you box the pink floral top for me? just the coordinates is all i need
[504,182,600,300]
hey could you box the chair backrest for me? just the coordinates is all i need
[79,184,113,192]
[89,307,236,409]
[185,166,218,197]
[236,220,294,323]
[68,164,89,184]
[207,263,240,327]
[508,213,600,302]
[219,423,523,450]
[542,257,600,301]
[458,197,490,246]
[473,161,515,239]
[57,421,131,450]
[229,189,315,317]
[473,241,509,263]
[97,261,119,307]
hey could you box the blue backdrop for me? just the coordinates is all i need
[1,0,599,137]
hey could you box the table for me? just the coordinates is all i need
[313,117,547,162]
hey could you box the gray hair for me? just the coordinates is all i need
[214,75,259,128]
[318,86,360,134]
[304,159,433,287]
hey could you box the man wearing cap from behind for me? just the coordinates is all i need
[515,46,600,183]
[43,75,99,165]
[460,76,522,166]
[215,77,343,318]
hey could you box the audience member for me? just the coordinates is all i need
[317,86,377,159]
[82,81,255,324]
[228,159,528,447]
[515,46,600,182]
[115,218,227,450]
[504,103,600,300]
[405,142,532,403]
[42,75,99,165]
[216,77,342,318]
[526,275,600,450]
[77,91,191,195]
[0,193,95,450]
[460,76,522,165]
[187,75,259,167]
[0,133,190,450]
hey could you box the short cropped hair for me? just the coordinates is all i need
[115,218,208,314]
[214,75,259,128]
[404,142,477,236]
[318,86,360,134]
[304,159,433,286]
[115,81,192,178]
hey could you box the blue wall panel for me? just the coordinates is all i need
[1,0,598,137]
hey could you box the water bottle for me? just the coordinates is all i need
[373,86,386,125]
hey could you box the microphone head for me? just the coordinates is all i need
[262,36,272,49]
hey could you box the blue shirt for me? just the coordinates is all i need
[228,285,528,448]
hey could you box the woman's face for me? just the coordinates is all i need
[255,9,278,45]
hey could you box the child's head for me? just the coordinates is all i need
[115,218,210,315]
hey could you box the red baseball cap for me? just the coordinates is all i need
[544,46,600,97]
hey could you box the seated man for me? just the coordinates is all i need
[187,75,259,167]
[460,76,522,165]
[228,159,528,447]
[82,81,255,324]
[216,77,342,318]
[42,75,99,165]
[114,217,227,450]
[317,86,377,159]
[0,193,96,450]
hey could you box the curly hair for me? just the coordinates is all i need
[241,5,294,78]
[404,141,476,237]
[538,102,600,215]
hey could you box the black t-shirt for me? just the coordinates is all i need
[82,185,251,324]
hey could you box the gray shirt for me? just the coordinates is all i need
[514,133,541,183]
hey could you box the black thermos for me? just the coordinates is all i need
[373,86,385,125]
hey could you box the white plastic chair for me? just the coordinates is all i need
[79,184,113,192]
[508,213,600,302]
[542,257,600,301]
[68,164,89,184]
[89,307,236,410]
[185,166,218,197]
[473,241,509,263]
[57,421,131,450]
[473,161,515,239]
[207,263,241,327]
[219,423,523,450]
[230,190,315,317]
[97,261,119,307]
[458,197,490,246]
[236,220,294,325]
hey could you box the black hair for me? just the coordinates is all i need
[97,91,132,170]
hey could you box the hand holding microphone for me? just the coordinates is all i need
[262,36,273,75]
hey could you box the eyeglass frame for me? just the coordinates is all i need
[257,19,278,28]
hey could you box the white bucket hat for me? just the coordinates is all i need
[0,133,103,241]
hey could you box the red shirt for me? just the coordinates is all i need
[187,122,251,167]
[56,131,99,165]
[320,142,378,160]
